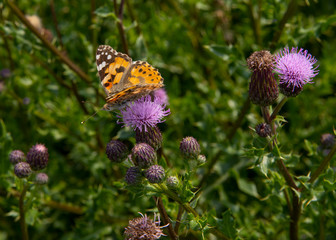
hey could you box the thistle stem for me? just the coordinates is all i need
[309,142,336,183]
[19,184,29,240]
[270,96,288,122]
[153,196,178,240]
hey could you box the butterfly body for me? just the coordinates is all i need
[96,45,164,110]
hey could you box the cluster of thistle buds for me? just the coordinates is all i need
[106,128,205,188]
[9,143,49,185]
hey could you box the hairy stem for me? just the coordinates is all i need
[19,184,29,240]
[153,196,178,240]
[174,205,183,234]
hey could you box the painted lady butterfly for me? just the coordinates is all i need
[96,45,164,110]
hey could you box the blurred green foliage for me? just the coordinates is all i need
[1,0,336,239]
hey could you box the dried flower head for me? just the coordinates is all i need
[9,150,25,165]
[124,213,167,240]
[145,165,165,183]
[14,162,32,178]
[125,166,142,185]
[247,50,279,106]
[106,140,129,163]
[180,136,201,159]
[275,47,319,97]
[35,173,49,185]
[118,96,170,132]
[132,143,157,169]
[255,123,272,138]
[27,143,49,171]
[136,126,163,151]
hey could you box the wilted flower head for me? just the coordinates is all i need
[124,213,167,240]
[35,173,49,185]
[275,47,319,97]
[125,166,142,185]
[106,140,129,163]
[118,96,170,132]
[180,136,201,159]
[255,123,272,138]
[132,143,157,169]
[9,150,25,165]
[14,162,32,178]
[136,126,163,151]
[153,88,169,105]
[247,50,279,106]
[27,143,49,171]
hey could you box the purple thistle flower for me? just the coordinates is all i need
[145,165,165,183]
[153,88,169,105]
[27,143,49,171]
[118,96,170,132]
[35,173,49,185]
[275,47,319,97]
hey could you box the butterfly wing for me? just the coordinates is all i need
[105,60,164,105]
[96,45,132,95]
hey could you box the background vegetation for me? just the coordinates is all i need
[1,0,336,239]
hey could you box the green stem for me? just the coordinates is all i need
[270,96,288,122]
[157,184,199,217]
[19,184,29,240]
[309,142,336,183]
[113,0,129,55]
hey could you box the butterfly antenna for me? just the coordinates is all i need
[81,107,104,124]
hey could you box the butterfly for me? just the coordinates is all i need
[96,45,164,110]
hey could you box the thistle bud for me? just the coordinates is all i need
[166,176,179,190]
[14,162,32,178]
[197,154,207,165]
[320,133,335,149]
[145,165,165,183]
[135,126,163,151]
[125,167,142,185]
[27,143,49,171]
[247,50,279,106]
[106,140,129,163]
[180,136,201,159]
[9,150,25,165]
[132,143,157,169]
[255,123,272,138]
[35,173,49,185]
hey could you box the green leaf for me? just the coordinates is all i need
[94,6,117,19]
[209,210,237,239]
[237,178,260,198]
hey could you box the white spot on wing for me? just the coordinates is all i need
[96,54,100,60]
[107,55,112,60]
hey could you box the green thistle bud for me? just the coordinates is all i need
[125,167,142,185]
[255,123,272,138]
[106,140,129,163]
[9,150,25,165]
[27,144,49,171]
[180,136,201,159]
[132,143,157,169]
[166,176,179,190]
[14,162,32,178]
[145,165,165,183]
[35,173,49,185]
[135,126,163,151]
